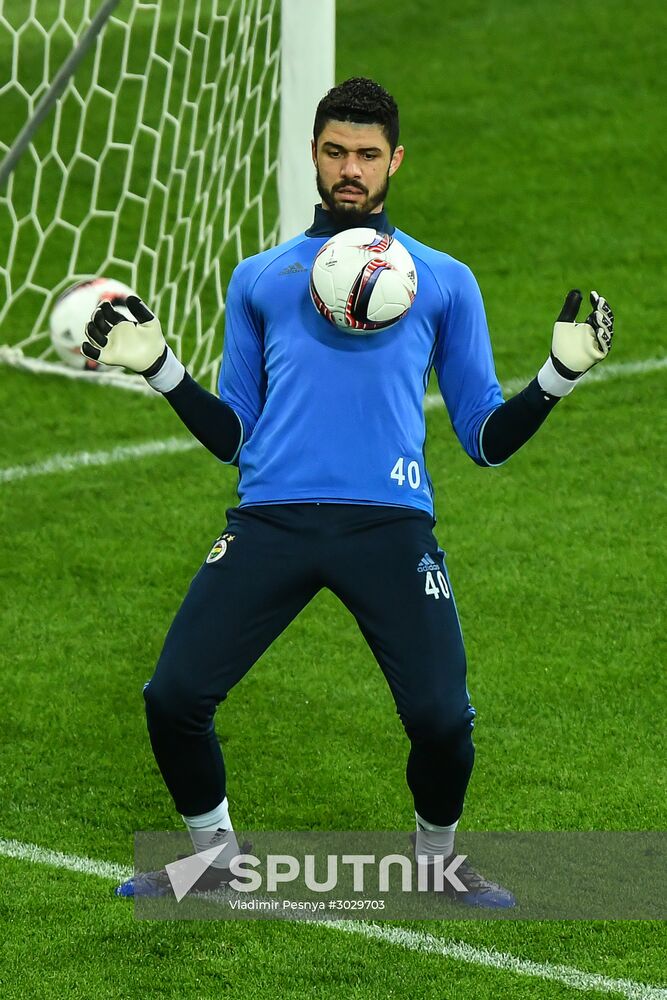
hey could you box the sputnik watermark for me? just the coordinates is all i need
[165,845,468,900]
[134,830,666,920]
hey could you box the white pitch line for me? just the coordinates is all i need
[0,436,197,484]
[0,838,664,1000]
[324,922,667,1000]
[0,355,665,486]
[0,837,132,882]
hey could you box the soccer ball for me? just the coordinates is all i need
[309,228,418,333]
[49,277,136,369]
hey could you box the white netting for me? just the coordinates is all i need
[0,0,280,391]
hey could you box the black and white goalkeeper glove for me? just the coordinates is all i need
[537,289,614,396]
[81,296,185,391]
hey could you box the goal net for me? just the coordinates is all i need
[0,0,334,392]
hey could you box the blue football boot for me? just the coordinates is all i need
[115,840,252,898]
[410,834,516,909]
[115,860,238,898]
[115,868,174,898]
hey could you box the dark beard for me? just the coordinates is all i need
[316,169,390,226]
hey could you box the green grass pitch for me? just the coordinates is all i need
[1,0,666,997]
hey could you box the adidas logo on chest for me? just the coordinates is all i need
[278,262,308,276]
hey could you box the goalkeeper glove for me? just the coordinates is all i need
[537,289,614,397]
[81,296,185,391]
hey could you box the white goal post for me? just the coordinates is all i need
[0,0,335,392]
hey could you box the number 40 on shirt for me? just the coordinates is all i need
[390,456,421,490]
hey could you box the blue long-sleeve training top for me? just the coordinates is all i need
[217,206,505,516]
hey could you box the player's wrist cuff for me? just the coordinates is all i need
[537,356,584,397]
[145,346,185,392]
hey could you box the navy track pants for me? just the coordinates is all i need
[144,503,476,825]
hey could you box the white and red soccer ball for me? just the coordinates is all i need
[49,277,136,369]
[309,228,417,333]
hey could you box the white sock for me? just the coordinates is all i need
[182,797,239,869]
[415,810,458,863]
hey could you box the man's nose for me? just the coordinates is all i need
[341,155,363,178]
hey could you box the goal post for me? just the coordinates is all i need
[0,0,335,392]
[279,0,335,243]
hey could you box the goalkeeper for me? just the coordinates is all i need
[83,78,614,905]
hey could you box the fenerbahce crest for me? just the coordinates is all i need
[206,532,236,563]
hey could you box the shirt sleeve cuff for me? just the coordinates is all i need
[146,346,186,393]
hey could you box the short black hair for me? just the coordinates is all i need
[313,77,400,153]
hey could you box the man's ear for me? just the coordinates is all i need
[389,144,405,178]
[311,138,317,166]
